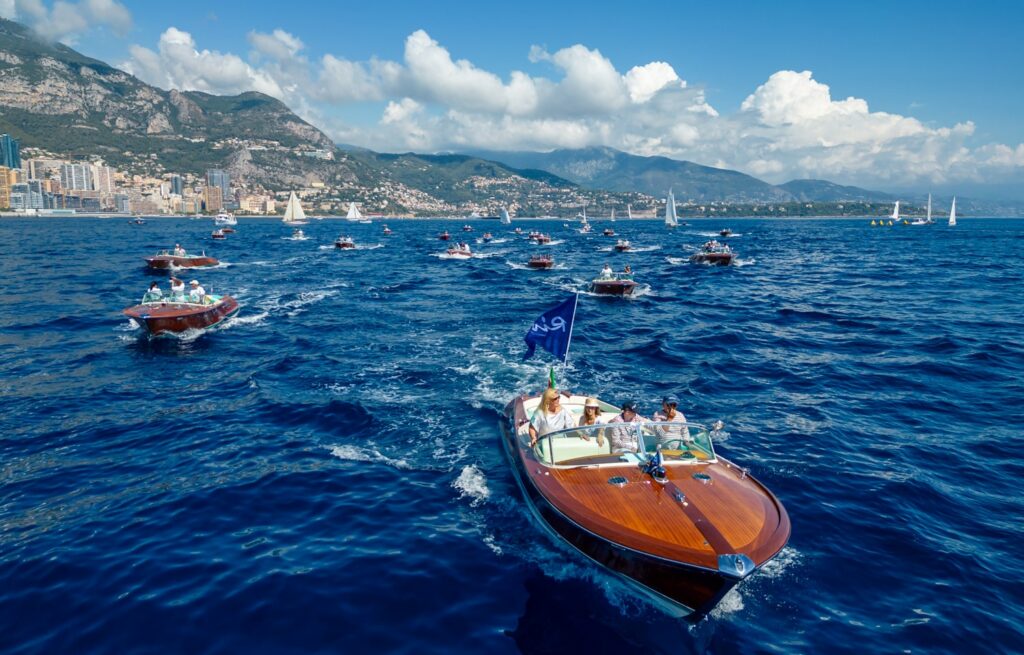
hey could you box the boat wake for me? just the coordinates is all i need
[698,231,743,238]
[506,261,568,271]
[328,444,412,471]
[451,464,490,506]
[282,235,310,241]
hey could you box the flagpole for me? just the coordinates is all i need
[561,292,580,390]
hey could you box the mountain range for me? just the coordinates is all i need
[0,17,1016,215]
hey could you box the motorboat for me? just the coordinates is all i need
[590,276,637,296]
[211,229,226,240]
[527,255,554,269]
[719,229,732,237]
[291,228,306,240]
[529,232,552,244]
[439,231,451,241]
[335,236,356,249]
[213,212,237,226]
[501,392,790,618]
[481,232,493,242]
[123,293,240,336]
[221,227,236,234]
[514,227,523,234]
[145,249,218,270]
[690,240,734,266]
[603,228,616,236]
[462,224,474,232]
[579,222,592,234]
[614,239,632,252]
[446,246,473,259]
[383,225,392,236]
[129,215,145,225]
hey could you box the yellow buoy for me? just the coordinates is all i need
[871,220,877,226]
[888,220,893,226]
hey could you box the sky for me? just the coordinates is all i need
[3,0,1023,197]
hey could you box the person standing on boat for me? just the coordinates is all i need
[173,243,186,256]
[143,281,163,303]
[529,388,575,448]
[606,401,647,453]
[188,279,206,304]
[652,394,691,446]
[621,264,633,279]
[599,263,614,280]
[169,276,185,301]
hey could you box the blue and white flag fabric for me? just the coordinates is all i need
[523,294,578,362]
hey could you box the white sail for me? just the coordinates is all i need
[282,191,307,223]
[500,207,511,224]
[627,204,633,220]
[926,194,932,222]
[949,197,957,226]
[610,208,616,222]
[665,188,678,227]
[346,202,362,220]
[891,201,900,221]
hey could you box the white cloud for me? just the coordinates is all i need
[1,0,131,42]
[120,27,1024,190]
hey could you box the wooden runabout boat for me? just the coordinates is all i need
[481,232,493,242]
[591,277,637,295]
[335,236,356,249]
[145,250,219,270]
[614,239,632,252]
[123,295,240,336]
[221,227,236,234]
[603,228,616,236]
[383,226,392,235]
[462,224,473,232]
[439,231,451,241]
[211,229,226,240]
[719,229,732,237]
[501,392,790,618]
[528,255,554,269]
[446,247,473,259]
[690,241,735,266]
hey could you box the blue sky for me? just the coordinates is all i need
[5,0,1023,195]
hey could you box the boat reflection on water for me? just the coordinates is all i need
[501,392,790,619]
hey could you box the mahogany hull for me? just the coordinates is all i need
[335,242,356,249]
[123,297,239,336]
[145,255,219,270]
[690,253,734,266]
[528,258,553,269]
[591,280,636,295]
[614,245,631,252]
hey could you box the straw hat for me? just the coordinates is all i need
[584,397,600,408]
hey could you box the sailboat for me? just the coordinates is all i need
[282,191,308,226]
[665,188,678,228]
[627,204,633,220]
[346,202,368,222]
[891,201,900,225]
[949,197,957,226]
[500,207,511,224]
[911,195,935,225]
[610,208,616,222]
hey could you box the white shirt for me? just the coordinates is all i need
[652,409,691,445]
[189,285,205,302]
[170,281,185,299]
[530,407,575,439]
[607,413,646,452]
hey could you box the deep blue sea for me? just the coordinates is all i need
[1,216,1022,654]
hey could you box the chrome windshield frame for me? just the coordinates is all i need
[525,421,718,468]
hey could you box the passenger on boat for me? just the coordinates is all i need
[606,401,647,453]
[599,263,614,280]
[652,394,691,445]
[576,397,606,447]
[142,281,163,303]
[173,244,186,256]
[169,277,185,301]
[528,388,575,448]
[188,279,206,304]
[622,264,633,279]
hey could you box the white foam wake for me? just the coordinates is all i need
[452,464,490,506]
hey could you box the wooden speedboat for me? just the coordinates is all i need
[603,228,615,236]
[614,239,631,252]
[383,226,392,236]
[528,255,554,269]
[123,295,239,336]
[335,237,356,249]
[462,224,473,232]
[221,227,236,234]
[501,392,790,618]
[129,216,145,225]
[439,231,451,241]
[690,241,734,265]
[529,233,552,244]
[719,229,732,237]
[145,251,219,269]
[481,232,493,242]
[446,247,472,259]
[591,278,637,295]
[211,229,226,240]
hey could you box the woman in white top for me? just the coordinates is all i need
[577,396,606,448]
[529,387,575,447]
[169,277,185,300]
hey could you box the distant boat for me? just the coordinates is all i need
[890,201,900,223]
[346,202,363,221]
[910,194,934,225]
[500,207,511,224]
[213,212,236,226]
[610,208,616,222]
[665,188,678,228]
[282,191,308,226]
[627,204,633,220]
[949,197,957,226]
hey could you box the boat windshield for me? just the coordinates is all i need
[529,421,716,467]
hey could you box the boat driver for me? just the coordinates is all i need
[173,243,186,257]
[188,279,206,304]
[599,263,614,280]
[606,401,647,453]
[528,388,575,448]
[652,394,691,447]
[169,276,185,301]
[143,281,162,303]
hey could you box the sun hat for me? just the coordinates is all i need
[584,397,600,408]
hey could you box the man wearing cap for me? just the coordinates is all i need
[606,401,647,453]
[653,394,691,446]
[188,279,206,304]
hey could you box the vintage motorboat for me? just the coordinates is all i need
[603,228,616,236]
[446,246,473,259]
[528,232,552,244]
[514,227,523,234]
[690,240,735,266]
[719,229,732,237]
[221,227,236,234]
[129,215,145,225]
[145,249,219,270]
[211,229,226,240]
[213,212,237,226]
[123,293,240,337]
[291,228,306,240]
[591,277,637,295]
[335,236,356,249]
[462,224,474,232]
[383,225,392,236]
[481,232,493,242]
[527,255,554,269]
[614,239,632,252]
[501,392,790,618]
[579,222,593,234]
[439,231,451,241]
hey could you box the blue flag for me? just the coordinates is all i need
[523,294,578,362]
